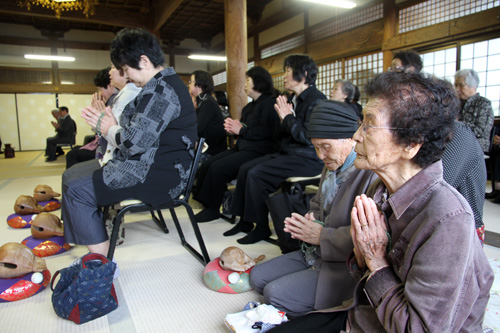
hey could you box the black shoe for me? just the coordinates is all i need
[223,221,254,236]
[194,208,220,223]
[45,157,56,162]
[493,193,500,204]
[486,190,499,199]
[237,227,271,244]
[56,150,65,156]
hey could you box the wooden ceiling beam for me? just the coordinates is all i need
[0,35,211,56]
[152,0,185,34]
[0,36,110,51]
[247,4,306,36]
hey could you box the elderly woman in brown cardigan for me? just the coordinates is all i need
[270,72,493,332]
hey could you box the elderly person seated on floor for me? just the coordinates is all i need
[250,100,378,318]
[387,49,487,241]
[61,28,197,258]
[268,72,493,333]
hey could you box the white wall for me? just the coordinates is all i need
[0,94,20,150]
[0,93,93,151]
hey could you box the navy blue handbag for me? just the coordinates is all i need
[50,253,118,324]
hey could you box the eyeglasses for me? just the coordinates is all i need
[357,120,405,132]
[387,65,405,73]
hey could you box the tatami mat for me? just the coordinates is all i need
[3,151,500,332]
[0,151,281,332]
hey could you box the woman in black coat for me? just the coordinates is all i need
[189,70,226,159]
[193,66,279,222]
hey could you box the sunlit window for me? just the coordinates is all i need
[400,0,500,33]
[317,61,342,97]
[344,52,384,106]
[461,38,500,116]
[421,47,457,83]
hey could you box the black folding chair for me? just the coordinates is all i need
[105,138,210,265]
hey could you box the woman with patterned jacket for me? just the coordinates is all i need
[61,28,197,258]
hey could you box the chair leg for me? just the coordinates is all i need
[151,210,169,233]
[107,208,127,260]
[219,213,236,224]
[169,206,210,264]
[169,208,187,244]
[102,206,110,224]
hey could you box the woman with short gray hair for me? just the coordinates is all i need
[454,68,494,153]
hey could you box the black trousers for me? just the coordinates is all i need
[268,311,347,333]
[230,153,323,225]
[65,146,96,169]
[193,149,261,209]
[45,136,71,159]
[491,146,500,183]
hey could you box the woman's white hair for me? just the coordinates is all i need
[455,68,479,89]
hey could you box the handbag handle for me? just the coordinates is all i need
[50,253,110,291]
[50,270,62,292]
[81,253,110,269]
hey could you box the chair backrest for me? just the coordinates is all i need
[488,125,498,154]
[182,137,205,200]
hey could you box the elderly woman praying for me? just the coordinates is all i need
[269,72,493,332]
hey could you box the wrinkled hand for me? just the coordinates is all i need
[493,134,500,146]
[351,240,366,269]
[224,118,243,135]
[81,105,116,136]
[274,95,293,121]
[283,212,322,245]
[51,121,59,129]
[351,194,389,272]
[91,92,105,109]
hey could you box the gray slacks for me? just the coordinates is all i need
[61,159,107,245]
[249,250,320,318]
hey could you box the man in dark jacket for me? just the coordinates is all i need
[45,106,76,162]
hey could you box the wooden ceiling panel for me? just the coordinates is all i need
[0,0,272,50]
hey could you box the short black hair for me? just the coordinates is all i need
[393,50,423,73]
[353,85,361,102]
[94,67,111,88]
[59,106,69,113]
[283,54,318,85]
[192,70,214,94]
[110,28,164,70]
[246,66,274,95]
[365,72,458,168]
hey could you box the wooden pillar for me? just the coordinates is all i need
[49,41,61,88]
[225,0,247,120]
[304,10,310,53]
[169,52,175,68]
[383,0,397,70]
[253,33,260,64]
[41,29,66,90]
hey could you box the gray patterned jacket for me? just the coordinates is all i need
[103,68,184,189]
[459,93,494,153]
